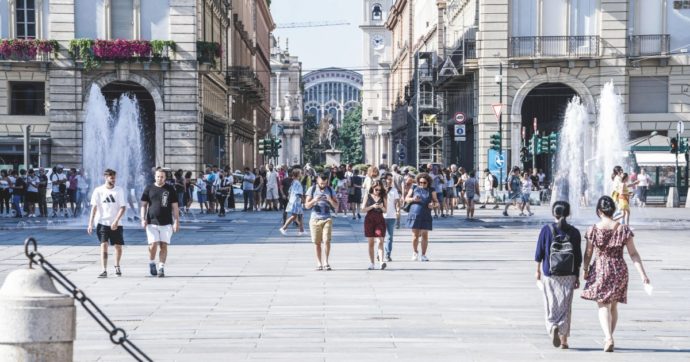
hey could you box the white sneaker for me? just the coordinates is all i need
[297,231,304,236]
[367,263,376,270]
[279,228,287,236]
[420,255,429,262]
[411,253,419,261]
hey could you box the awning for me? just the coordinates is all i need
[634,152,680,167]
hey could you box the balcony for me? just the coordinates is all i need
[0,39,59,63]
[226,66,264,102]
[197,41,222,67]
[628,34,670,57]
[509,35,599,58]
[69,39,176,71]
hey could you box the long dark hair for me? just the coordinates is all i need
[552,201,570,229]
[596,196,616,218]
[611,165,623,180]
[368,180,387,198]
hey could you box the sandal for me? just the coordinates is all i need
[325,265,332,271]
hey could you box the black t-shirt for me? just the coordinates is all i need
[281,177,292,198]
[13,177,26,196]
[38,174,48,190]
[140,184,178,225]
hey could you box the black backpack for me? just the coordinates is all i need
[548,224,575,276]
[490,173,498,188]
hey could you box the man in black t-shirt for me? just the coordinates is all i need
[10,170,26,218]
[279,170,293,224]
[140,168,179,277]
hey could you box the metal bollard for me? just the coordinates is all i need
[0,268,75,362]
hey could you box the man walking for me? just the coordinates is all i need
[305,172,338,270]
[480,169,499,209]
[503,166,522,217]
[140,168,180,277]
[87,169,127,278]
[265,164,280,211]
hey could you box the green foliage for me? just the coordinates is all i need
[353,164,369,173]
[69,39,98,70]
[302,112,322,165]
[337,107,363,164]
[150,40,176,58]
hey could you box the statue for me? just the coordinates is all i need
[318,114,338,150]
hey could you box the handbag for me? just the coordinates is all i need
[402,201,412,213]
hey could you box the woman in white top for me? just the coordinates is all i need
[76,169,90,216]
[519,172,534,216]
[361,166,380,203]
[635,169,652,207]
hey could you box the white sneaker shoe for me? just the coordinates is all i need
[411,253,419,261]
[279,228,287,236]
[420,255,429,262]
[367,263,376,270]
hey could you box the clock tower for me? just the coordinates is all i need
[360,1,392,166]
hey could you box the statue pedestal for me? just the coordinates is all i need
[324,150,342,166]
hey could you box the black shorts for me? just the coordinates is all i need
[96,224,125,245]
[25,192,39,203]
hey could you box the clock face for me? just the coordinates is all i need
[372,34,385,50]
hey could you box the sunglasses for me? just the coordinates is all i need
[374,188,382,191]
[418,181,428,184]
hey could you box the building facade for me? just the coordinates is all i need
[303,68,363,126]
[360,0,394,166]
[270,35,303,166]
[0,0,274,173]
[385,0,690,183]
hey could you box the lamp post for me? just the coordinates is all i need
[495,63,504,190]
[23,125,31,170]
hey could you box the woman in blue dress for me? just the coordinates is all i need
[279,169,305,236]
[404,172,439,262]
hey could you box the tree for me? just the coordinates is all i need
[302,112,322,165]
[337,106,363,164]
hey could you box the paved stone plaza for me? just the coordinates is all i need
[1,206,689,361]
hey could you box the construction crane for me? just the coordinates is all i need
[275,20,350,29]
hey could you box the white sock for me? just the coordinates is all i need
[159,263,165,268]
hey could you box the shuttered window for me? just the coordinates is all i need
[111,0,133,39]
[629,77,668,113]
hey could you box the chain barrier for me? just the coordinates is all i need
[23,237,153,362]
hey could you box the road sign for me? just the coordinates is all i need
[454,124,466,142]
[488,149,507,177]
[677,121,685,135]
[454,112,466,125]
[492,104,503,120]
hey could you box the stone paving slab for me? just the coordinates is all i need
[1,205,689,361]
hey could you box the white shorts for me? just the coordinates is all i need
[266,186,279,200]
[146,224,173,244]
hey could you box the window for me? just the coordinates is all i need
[420,82,433,106]
[372,4,382,20]
[10,82,45,116]
[16,0,36,39]
[111,0,134,39]
[629,77,668,113]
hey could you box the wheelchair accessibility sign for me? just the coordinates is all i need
[454,124,466,141]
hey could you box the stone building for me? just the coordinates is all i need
[360,0,394,166]
[0,0,274,173]
[385,0,690,181]
[303,68,363,127]
[270,35,303,166]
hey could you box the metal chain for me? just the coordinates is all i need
[24,237,153,362]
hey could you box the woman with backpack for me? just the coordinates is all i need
[534,201,582,349]
[581,196,650,352]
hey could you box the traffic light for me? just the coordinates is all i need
[680,138,688,154]
[535,136,542,155]
[548,132,559,153]
[540,136,550,155]
[489,133,501,151]
[258,139,267,154]
[520,147,532,164]
[274,138,282,151]
[670,137,678,154]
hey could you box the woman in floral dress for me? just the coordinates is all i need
[581,196,650,352]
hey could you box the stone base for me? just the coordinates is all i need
[667,186,679,208]
[324,150,342,166]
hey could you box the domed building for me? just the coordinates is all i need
[303,68,363,127]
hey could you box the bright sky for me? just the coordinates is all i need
[271,0,363,72]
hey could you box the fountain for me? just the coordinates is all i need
[554,80,630,217]
[82,84,146,219]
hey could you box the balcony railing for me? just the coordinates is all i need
[226,66,264,101]
[509,35,600,58]
[69,39,176,71]
[628,34,670,57]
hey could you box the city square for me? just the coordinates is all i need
[1,0,690,361]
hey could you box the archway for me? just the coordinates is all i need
[520,82,577,179]
[100,81,156,174]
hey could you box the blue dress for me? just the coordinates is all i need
[286,180,304,215]
[406,187,433,230]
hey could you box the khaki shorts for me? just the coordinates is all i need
[309,218,333,244]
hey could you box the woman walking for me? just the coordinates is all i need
[615,173,634,225]
[535,201,582,349]
[334,171,349,217]
[405,173,439,261]
[581,196,650,352]
[349,169,363,220]
[520,171,534,216]
[362,180,387,270]
[280,169,305,236]
[463,170,480,220]
[636,169,651,207]
[443,168,455,216]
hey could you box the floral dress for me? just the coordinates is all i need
[581,225,633,304]
[286,180,304,215]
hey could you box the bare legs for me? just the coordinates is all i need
[148,242,168,264]
[597,301,618,350]
[281,214,303,232]
[314,242,331,268]
[367,237,384,264]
